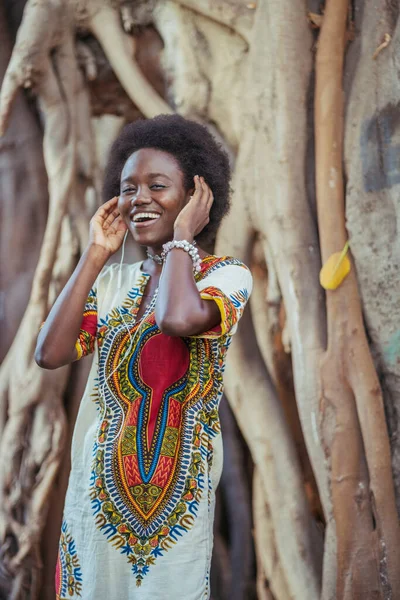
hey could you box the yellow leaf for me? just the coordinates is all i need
[319,242,351,290]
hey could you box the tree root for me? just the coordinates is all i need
[172,0,255,44]
[0,0,171,137]
[315,0,400,595]
[0,9,88,596]
[253,468,291,600]
[216,178,322,598]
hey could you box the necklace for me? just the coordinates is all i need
[146,250,163,265]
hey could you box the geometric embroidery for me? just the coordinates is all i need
[55,520,82,599]
[121,425,137,455]
[160,426,179,457]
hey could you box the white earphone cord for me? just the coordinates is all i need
[99,230,135,440]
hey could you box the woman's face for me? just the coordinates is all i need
[118,148,190,249]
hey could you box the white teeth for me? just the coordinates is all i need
[132,212,161,222]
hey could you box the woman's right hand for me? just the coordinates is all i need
[89,196,128,258]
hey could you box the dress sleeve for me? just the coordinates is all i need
[193,261,253,339]
[74,285,98,360]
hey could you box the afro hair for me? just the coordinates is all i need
[102,114,231,244]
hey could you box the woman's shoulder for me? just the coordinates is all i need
[197,255,253,308]
[198,255,252,295]
[199,254,251,278]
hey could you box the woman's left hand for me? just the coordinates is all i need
[173,175,213,240]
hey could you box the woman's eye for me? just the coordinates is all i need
[122,187,136,193]
[151,184,165,190]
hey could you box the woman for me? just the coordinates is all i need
[36,114,252,599]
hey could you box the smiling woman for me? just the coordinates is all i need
[119,148,189,251]
[35,114,252,600]
[103,114,231,246]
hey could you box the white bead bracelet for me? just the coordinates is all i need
[161,240,202,273]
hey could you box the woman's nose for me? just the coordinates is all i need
[130,187,151,205]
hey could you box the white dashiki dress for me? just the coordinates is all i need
[56,254,252,600]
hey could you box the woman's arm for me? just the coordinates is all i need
[35,197,127,369]
[35,246,108,369]
[155,176,221,337]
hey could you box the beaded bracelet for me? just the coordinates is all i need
[162,239,202,273]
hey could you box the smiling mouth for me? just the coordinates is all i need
[131,212,161,227]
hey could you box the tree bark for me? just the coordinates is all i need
[0,1,47,366]
[343,0,400,516]
[315,0,400,596]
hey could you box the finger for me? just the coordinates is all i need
[100,196,119,213]
[192,175,202,200]
[200,177,211,204]
[105,195,119,206]
[102,211,120,231]
[205,186,214,211]
[202,177,213,198]
[95,197,119,221]
[109,214,127,234]
[103,209,121,230]
[96,198,118,219]
[193,175,205,203]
